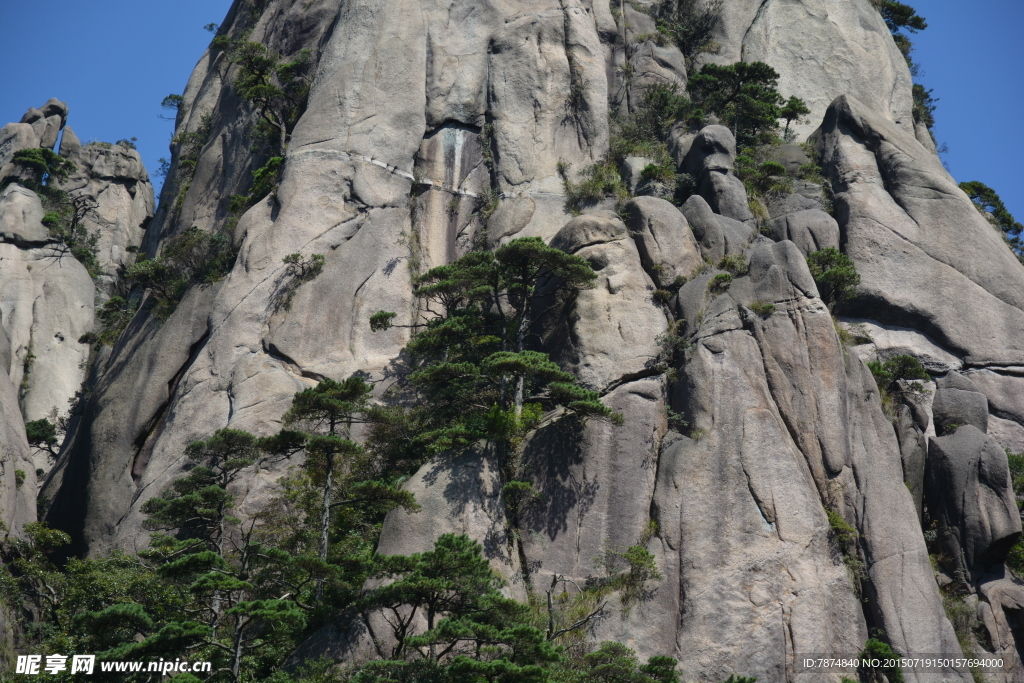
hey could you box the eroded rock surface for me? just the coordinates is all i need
[23,1,1024,680]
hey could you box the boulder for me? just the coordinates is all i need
[56,138,155,298]
[926,426,1022,571]
[768,191,820,220]
[840,318,963,374]
[896,404,927,519]
[622,196,702,288]
[683,125,753,222]
[544,211,667,391]
[20,99,68,150]
[681,194,753,261]
[768,208,840,255]
[988,415,1024,456]
[703,170,754,222]
[965,370,1024,429]
[932,386,989,435]
[0,122,40,181]
[683,125,736,174]
[0,184,49,244]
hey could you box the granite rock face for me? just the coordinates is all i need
[703,0,914,139]
[19,0,1024,680]
[0,101,154,486]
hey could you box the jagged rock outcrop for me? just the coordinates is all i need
[683,125,754,223]
[0,100,153,488]
[57,132,154,297]
[816,94,1024,367]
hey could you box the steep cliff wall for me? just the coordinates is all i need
[9,0,1024,680]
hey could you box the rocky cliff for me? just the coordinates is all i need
[3,0,1024,681]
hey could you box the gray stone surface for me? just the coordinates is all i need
[377,446,524,596]
[0,184,49,244]
[622,196,702,288]
[988,415,1024,456]
[681,194,752,261]
[932,386,989,435]
[0,187,94,427]
[682,125,753,222]
[926,426,1022,570]
[768,191,820,219]
[966,370,1024,429]
[896,404,927,519]
[0,368,36,533]
[700,0,914,139]
[841,318,964,374]
[655,238,969,680]
[29,1,1023,676]
[768,208,840,255]
[19,99,68,150]
[545,211,667,391]
[0,122,41,181]
[815,94,1024,365]
[57,141,154,297]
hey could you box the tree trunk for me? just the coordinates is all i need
[316,451,334,601]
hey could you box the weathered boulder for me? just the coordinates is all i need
[701,0,913,138]
[896,404,928,519]
[0,184,49,244]
[768,208,839,255]
[56,138,154,297]
[545,211,667,391]
[0,186,94,430]
[622,196,702,288]
[19,99,68,150]
[625,39,687,92]
[681,194,753,261]
[683,125,754,222]
[926,426,1021,571]
[815,94,1024,366]
[841,318,963,374]
[932,375,990,435]
[0,123,41,181]
[664,239,972,680]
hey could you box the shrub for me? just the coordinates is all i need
[866,354,928,393]
[859,638,905,683]
[749,301,775,318]
[279,253,326,309]
[707,272,732,294]
[653,289,674,305]
[124,227,235,318]
[959,180,1023,260]
[654,0,723,67]
[717,254,748,276]
[806,248,860,309]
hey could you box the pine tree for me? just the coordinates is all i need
[371,236,616,463]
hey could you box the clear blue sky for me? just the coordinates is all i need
[0,0,1020,220]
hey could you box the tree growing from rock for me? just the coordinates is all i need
[371,236,616,463]
[687,61,806,147]
[959,180,1023,260]
[806,247,861,310]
